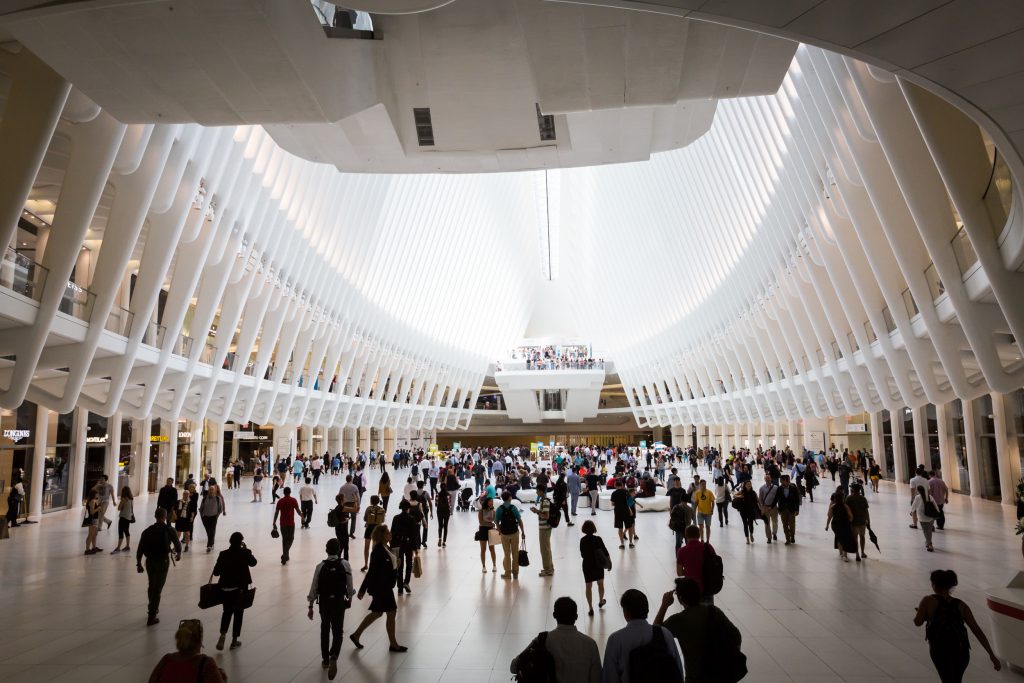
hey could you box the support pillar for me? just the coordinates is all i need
[869,411,888,479]
[328,427,342,455]
[991,392,1022,506]
[301,426,313,458]
[912,405,930,471]
[935,402,959,491]
[892,410,909,484]
[345,428,358,458]
[963,398,983,498]
[106,413,121,491]
[134,418,152,496]
[384,428,396,455]
[374,428,385,454]
[358,427,370,454]
[787,420,799,450]
[188,423,202,485]
[28,405,49,521]
[68,407,88,508]
[209,423,225,487]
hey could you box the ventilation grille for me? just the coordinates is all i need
[413,108,434,147]
[536,103,555,141]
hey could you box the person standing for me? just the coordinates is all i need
[389,500,418,595]
[476,495,498,573]
[909,465,930,528]
[511,597,601,683]
[361,495,386,570]
[552,473,575,527]
[579,520,608,616]
[692,480,715,544]
[199,479,226,553]
[585,469,601,516]
[83,489,102,554]
[157,478,178,521]
[435,480,452,548]
[530,485,554,577]
[308,538,354,679]
[330,494,351,560]
[212,532,257,651]
[566,467,582,517]
[495,491,525,580]
[826,488,857,562]
[914,569,1001,682]
[94,474,116,531]
[136,508,181,626]
[757,476,780,544]
[775,475,800,545]
[911,485,938,552]
[273,486,301,564]
[339,475,361,539]
[846,483,870,560]
[610,480,634,549]
[299,477,318,529]
[654,577,743,683]
[601,589,683,683]
[350,525,407,652]
[929,470,950,530]
[378,472,393,512]
[111,486,135,554]
[251,466,263,502]
[733,480,760,544]
[173,489,194,552]
[713,477,730,528]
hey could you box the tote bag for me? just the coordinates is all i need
[487,528,501,546]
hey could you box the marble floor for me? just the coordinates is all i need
[2,464,1022,683]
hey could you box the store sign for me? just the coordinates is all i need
[3,429,30,443]
[428,444,439,452]
[847,423,867,433]
[639,440,647,448]
[150,435,169,443]
[178,431,193,439]
[235,431,254,439]
[86,435,108,444]
[452,442,461,451]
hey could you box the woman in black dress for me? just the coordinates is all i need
[733,480,760,544]
[436,483,452,548]
[826,488,857,562]
[174,489,194,552]
[212,532,257,650]
[350,525,407,652]
[578,520,608,616]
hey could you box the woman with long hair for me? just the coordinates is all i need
[199,478,226,553]
[350,525,407,652]
[910,485,937,551]
[825,488,857,562]
[83,488,101,555]
[379,471,393,511]
[475,495,497,572]
[212,532,257,651]
[579,520,608,615]
[174,489,193,552]
[111,486,134,554]
[733,480,760,544]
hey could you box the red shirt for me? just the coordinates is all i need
[675,539,715,593]
[276,496,300,527]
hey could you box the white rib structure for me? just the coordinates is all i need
[0,44,1022,438]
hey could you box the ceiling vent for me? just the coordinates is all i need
[413,108,434,147]
[536,103,555,141]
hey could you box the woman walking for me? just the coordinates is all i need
[436,480,452,548]
[212,532,257,651]
[111,487,134,554]
[200,479,226,553]
[714,476,729,527]
[350,525,407,652]
[251,467,263,503]
[476,496,498,572]
[379,471,393,511]
[733,480,760,544]
[579,520,608,616]
[910,485,937,552]
[914,569,1001,682]
[83,489,101,555]
[174,489,194,552]
[826,488,857,562]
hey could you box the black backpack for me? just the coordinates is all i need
[513,631,556,683]
[498,505,519,535]
[705,608,747,682]
[923,497,940,519]
[317,559,350,608]
[548,504,561,528]
[702,543,724,596]
[669,504,688,531]
[628,626,683,683]
[926,597,969,655]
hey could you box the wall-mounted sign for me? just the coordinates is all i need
[428,444,439,452]
[3,429,31,443]
[235,431,254,439]
[150,435,169,443]
[452,442,461,451]
[847,423,867,433]
[86,435,109,444]
[178,431,193,439]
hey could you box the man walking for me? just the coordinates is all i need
[757,476,780,544]
[530,485,554,577]
[339,475,361,539]
[928,470,950,530]
[567,467,582,517]
[299,477,318,529]
[94,474,117,530]
[602,589,683,683]
[585,469,601,515]
[908,465,929,528]
[775,475,801,545]
[136,508,181,626]
[273,487,301,565]
[307,538,353,680]
[691,479,715,543]
[495,491,525,580]
[156,478,178,521]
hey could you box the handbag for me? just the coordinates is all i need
[242,586,256,609]
[199,573,223,609]
[271,526,280,539]
[598,545,613,571]
[518,538,531,567]
[412,554,423,578]
[487,528,501,546]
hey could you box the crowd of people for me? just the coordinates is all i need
[57,440,1003,683]
[500,344,605,371]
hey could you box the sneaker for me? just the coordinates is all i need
[146,616,160,626]
[328,658,338,680]
[501,573,510,579]
[111,548,121,555]
[908,524,918,529]
[512,573,519,580]
[216,634,226,651]
[628,543,634,549]
[404,584,412,594]
[322,659,329,669]
[230,640,241,649]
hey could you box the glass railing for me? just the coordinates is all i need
[924,263,945,300]
[58,280,96,321]
[170,334,193,357]
[200,341,216,365]
[0,246,47,301]
[105,305,134,336]
[950,224,978,275]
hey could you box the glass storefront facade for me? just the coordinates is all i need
[1,403,36,519]
[976,395,1002,500]
[949,399,971,495]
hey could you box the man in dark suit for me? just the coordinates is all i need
[775,475,801,545]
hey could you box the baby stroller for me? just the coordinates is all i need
[457,487,474,512]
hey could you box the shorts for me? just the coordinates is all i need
[364,523,377,540]
[697,512,713,526]
[614,513,634,529]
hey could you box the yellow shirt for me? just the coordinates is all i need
[695,489,715,515]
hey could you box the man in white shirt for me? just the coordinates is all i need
[311,454,323,485]
[299,477,318,529]
[402,477,417,501]
[908,465,929,528]
[511,597,600,683]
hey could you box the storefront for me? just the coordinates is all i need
[148,418,167,492]
[235,424,273,472]
[43,410,74,511]
[949,399,971,495]
[83,413,109,501]
[976,395,1003,500]
[1,403,36,520]
[176,422,194,484]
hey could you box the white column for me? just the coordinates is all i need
[301,426,313,458]
[327,427,342,454]
[384,428,395,455]
[358,427,370,454]
[991,392,1021,506]
[374,428,385,454]
[787,420,799,450]
[869,411,888,479]
[962,398,983,498]
[935,402,959,491]
[68,407,88,508]
[209,423,225,485]
[166,419,179,485]
[28,405,49,521]
[189,423,202,484]
[344,428,357,457]
[106,413,122,490]
[134,418,151,496]
[912,405,929,471]
[892,410,908,484]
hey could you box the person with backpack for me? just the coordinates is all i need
[601,589,683,683]
[911,485,939,551]
[329,494,351,560]
[675,525,721,606]
[212,531,257,651]
[668,498,694,551]
[655,577,745,683]
[496,491,526,580]
[199,479,226,553]
[511,596,600,683]
[530,485,555,577]
[914,569,1001,682]
[308,538,354,679]
[361,495,386,571]
[389,499,419,594]
[136,508,182,626]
